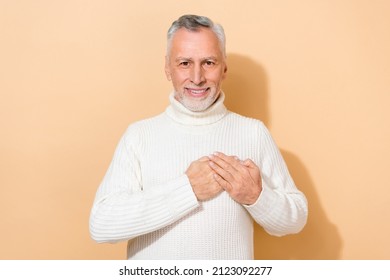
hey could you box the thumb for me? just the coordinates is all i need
[241,159,256,168]
[198,156,210,162]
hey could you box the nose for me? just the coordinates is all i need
[190,64,206,85]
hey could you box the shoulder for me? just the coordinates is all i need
[224,111,272,145]
[126,113,165,132]
[226,111,268,132]
[121,113,166,147]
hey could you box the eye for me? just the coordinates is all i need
[204,60,216,67]
[179,61,190,67]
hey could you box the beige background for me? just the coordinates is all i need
[1,0,389,259]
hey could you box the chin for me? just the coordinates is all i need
[183,97,218,112]
[174,89,220,111]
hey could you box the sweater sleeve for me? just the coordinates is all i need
[89,128,199,243]
[244,122,308,236]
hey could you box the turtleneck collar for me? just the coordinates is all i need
[165,92,228,126]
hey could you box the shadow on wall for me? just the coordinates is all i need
[222,54,269,125]
[223,53,342,259]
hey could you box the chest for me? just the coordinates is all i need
[138,124,260,189]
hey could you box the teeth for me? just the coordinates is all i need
[189,89,206,94]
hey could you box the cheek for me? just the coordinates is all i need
[208,72,225,84]
[171,71,188,84]
[207,66,227,83]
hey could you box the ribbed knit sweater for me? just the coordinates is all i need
[89,92,308,259]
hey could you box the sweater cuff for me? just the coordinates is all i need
[166,175,199,217]
[243,182,279,219]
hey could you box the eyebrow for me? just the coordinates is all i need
[175,56,219,62]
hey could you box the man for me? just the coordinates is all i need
[89,14,308,259]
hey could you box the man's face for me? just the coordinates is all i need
[165,27,227,112]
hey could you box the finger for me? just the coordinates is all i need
[198,156,210,162]
[218,152,248,169]
[241,159,261,173]
[209,160,235,182]
[241,159,262,181]
[213,173,233,192]
[209,153,241,173]
[241,159,255,167]
[212,152,241,165]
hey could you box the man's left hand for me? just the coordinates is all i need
[208,152,262,205]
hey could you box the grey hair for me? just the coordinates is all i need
[166,14,226,57]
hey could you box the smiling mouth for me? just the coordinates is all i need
[185,87,210,97]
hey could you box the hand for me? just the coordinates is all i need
[185,156,223,201]
[208,152,262,205]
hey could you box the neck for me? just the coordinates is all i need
[165,92,228,126]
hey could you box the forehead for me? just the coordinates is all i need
[169,27,222,58]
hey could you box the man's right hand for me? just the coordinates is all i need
[185,157,223,201]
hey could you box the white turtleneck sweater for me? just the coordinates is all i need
[89,93,308,259]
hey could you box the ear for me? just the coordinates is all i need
[222,62,228,80]
[164,56,171,81]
